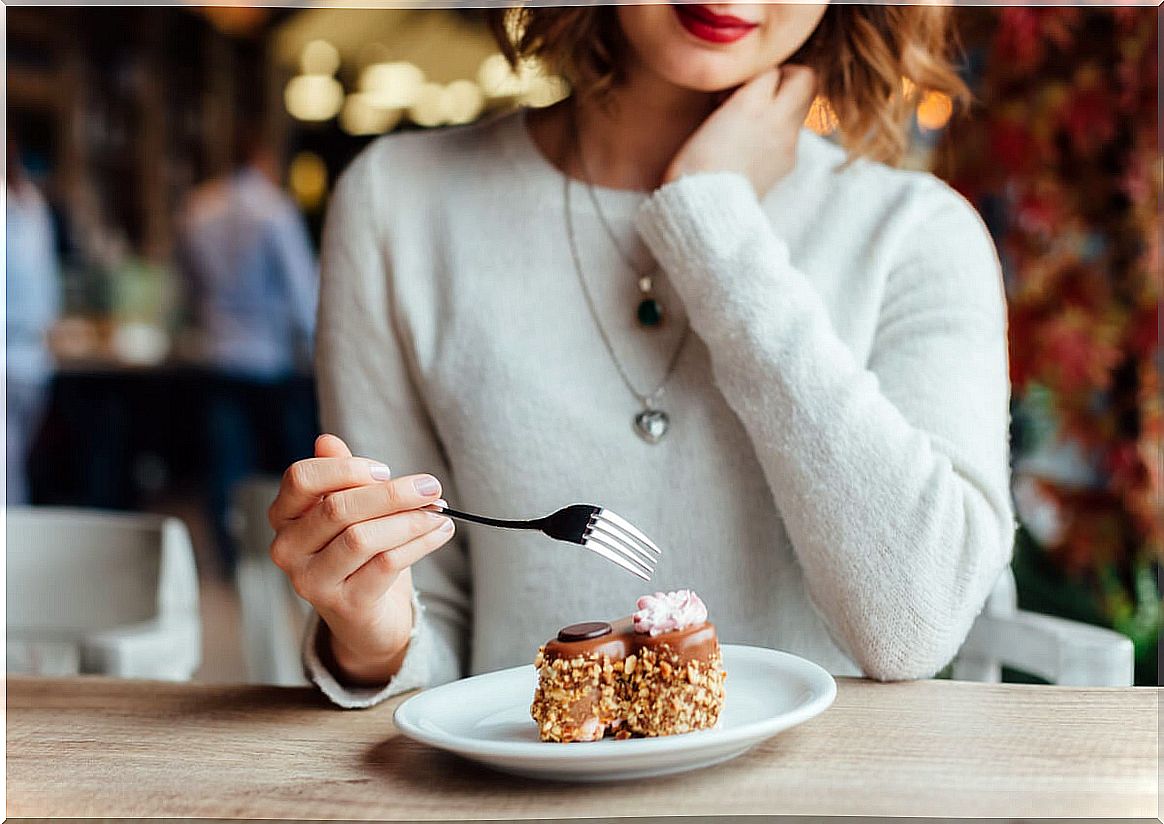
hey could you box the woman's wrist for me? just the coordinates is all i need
[325,628,409,688]
[319,583,417,688]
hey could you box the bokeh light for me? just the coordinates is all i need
[288,151,328,210]
[477,53,543,98]
[805,96,838,135]
[284,74,344,122]
[443,80,485,125]
[300,39,340,76]
[917,91,954,131]
[520,75,569,109]
[360,61,425,110]
[409,82,448,127]
[340,93,403,136]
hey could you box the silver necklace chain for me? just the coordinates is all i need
[575,135,657,287]
[563,170,690,411]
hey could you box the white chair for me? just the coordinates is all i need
[7,507,202,680]
[953,568,1134,686]
[232,476,311,685]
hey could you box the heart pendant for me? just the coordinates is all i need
[634,409,670,444]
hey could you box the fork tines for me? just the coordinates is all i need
[582,508,662,581]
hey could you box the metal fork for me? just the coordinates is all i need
[427,502,660,581]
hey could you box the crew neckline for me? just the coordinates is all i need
[494,106,838,215]
[501,108,652,215]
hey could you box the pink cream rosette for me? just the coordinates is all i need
[632,589,708,636]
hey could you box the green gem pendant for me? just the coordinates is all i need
[637,297,663,328]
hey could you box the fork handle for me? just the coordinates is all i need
[429,505,544,531]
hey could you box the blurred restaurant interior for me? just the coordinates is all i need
[5,5,1159,685]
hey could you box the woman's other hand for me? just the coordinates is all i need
[267,433,455,686]
[663,65,817,197]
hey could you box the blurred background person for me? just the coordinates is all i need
[177,125,319,575]
[6,139,62,505]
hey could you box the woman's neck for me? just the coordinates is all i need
[529,64,718,193]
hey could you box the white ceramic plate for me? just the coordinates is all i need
[394,644,836,781]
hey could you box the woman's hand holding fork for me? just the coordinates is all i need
[267,433,455,687]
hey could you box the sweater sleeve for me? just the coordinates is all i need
[304,146,472,707]
[635,171,1015,681]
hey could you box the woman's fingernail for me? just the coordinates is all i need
[431,499,449,509]
[414,475,441,496]
[369,464,392,481]
[437,518,455,532]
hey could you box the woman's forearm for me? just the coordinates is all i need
[636,171,1015,680]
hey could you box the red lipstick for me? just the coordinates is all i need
[673,4,759,44]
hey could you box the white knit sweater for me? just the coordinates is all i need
[304,110,1015,708]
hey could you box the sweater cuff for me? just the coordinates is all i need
[635,172,792,305]
[302,587,429,709]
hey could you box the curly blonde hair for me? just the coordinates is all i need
[486,5,970,165]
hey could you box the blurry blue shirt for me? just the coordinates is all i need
[6,181,60,385]
[179,167,317,380]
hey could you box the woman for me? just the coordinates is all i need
[268,4,1014,707]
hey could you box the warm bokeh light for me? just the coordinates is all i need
[198,6,269,36]
[340,93,403,136]
[477,54,514,96]
[409,82,448,128]
[288,151,328,210]
[443,79,485,125]
[361,61,425,110]
[284,74,344,122]
[520,75,570,109]
[477,53,542,98]
[805,96,838,135]
[478,52,565,109]
[917,91,954,131]
[300,39,340,76]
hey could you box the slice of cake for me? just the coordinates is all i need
[530,590,726,742]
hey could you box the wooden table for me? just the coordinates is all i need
[7,675,1158,819]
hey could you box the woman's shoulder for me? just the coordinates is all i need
[790,130,998,283]
[796,130,987,239]
[336,110,525,201]
[790,131,1002,314]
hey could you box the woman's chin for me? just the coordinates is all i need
[644,44,771,94]
[657,64,760,95]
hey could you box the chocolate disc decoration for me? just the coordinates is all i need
[557,621,613,642]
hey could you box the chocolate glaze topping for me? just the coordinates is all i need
[544,615,718,664]
[557,621,612,642]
